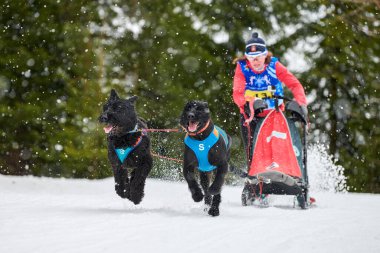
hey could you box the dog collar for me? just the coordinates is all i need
[127,124,139,133]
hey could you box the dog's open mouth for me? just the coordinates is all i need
[103,125,114,134]
[187,121,199,133]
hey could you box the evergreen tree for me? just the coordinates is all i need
[0,0,109,178]
[297,0,380,192]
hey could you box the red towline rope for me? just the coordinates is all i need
[151,152,183,163]
[140,127,184,163]
[142,128,183,133]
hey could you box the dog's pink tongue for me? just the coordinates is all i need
[188,122,198,132]
[103,125,113,134]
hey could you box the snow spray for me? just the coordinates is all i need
[307,144,347,193]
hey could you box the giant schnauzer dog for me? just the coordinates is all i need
[180,101,232,216]
[99,89,152,205]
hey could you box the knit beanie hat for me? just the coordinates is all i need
[245,32,267,57]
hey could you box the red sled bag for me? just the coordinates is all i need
[249,109,301,178]
[237,101,313,209]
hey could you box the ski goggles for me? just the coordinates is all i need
[245,51,268,60]
[245,43,267,58]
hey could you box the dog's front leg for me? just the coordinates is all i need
[108,148,130,199]
[208,161,228,195]
[208,194,221,217]
[113,165,130,199]
[129,155,153,205]
[183,163,204,202]
[200,172,212,206]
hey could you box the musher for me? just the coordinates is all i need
[232,32,308,160]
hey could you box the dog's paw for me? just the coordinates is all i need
[130,194,143,205]
[191,190,204,202]
[204,195,212,206]
[208,206,220,217]
[131,197,142,205]
[208,185,221,195]
[115,184,130,199]
[129,190,144,205]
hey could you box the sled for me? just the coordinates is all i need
[238,99,312,209]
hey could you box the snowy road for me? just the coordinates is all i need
[1,175,379,253]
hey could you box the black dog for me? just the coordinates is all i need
[99,89,152,205]
[180,101,232,216]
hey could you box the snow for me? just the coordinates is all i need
[1,174,379,253]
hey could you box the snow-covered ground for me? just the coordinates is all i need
[1,173,379,253]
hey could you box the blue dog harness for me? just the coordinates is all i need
[114,134,144,163]
[184,125,229,172]
[238,57,284,109]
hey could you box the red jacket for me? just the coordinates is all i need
[233,59,307,114]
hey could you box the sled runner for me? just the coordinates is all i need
[235,98,313,209]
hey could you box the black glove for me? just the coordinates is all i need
[300,105,308,119]
[244,100,268,117]
[243,102,251,117]
[253,99,268,114]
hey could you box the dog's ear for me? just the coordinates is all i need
[202,101,209,108]
[110,89,119,100]
[202,101,210,113]
[128,95,138,104]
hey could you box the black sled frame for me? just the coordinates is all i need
[231,99,310,209]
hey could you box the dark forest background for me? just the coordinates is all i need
[0,0,379,192]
